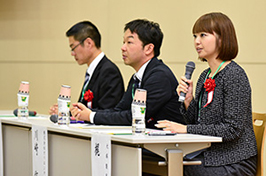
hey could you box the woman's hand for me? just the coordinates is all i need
[156,120,187,133]
[177,76,194,109]
[70,103,92,121]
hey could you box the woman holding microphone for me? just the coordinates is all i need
[157,12,257,176]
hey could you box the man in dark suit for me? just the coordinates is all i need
[49,21,124,114]
[70,19,185,128]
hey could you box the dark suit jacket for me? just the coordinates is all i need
[78,56,124,109]
[94,57,185,129]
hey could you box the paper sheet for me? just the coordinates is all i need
[69,123,131,129]
[91,133,111,176]
[89,128,132,135]
[32,125,48,176]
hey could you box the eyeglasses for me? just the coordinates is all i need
[71,37,89,53]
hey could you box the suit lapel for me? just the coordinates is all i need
[78,56,107,102]
[86,56,107,90]
[141,57,158,87]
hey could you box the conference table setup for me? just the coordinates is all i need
[0,110,222,176]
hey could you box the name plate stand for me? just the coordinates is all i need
[91,133,111,176]
[32,125,48,176]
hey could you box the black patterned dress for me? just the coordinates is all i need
[182,61,257,176]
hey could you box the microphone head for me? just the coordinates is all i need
[186,61,196,71]
[31,111,37,116]
[185,61,196,79]
[186,61,195,67]
[50,115,58,123]
[13,109,18,116]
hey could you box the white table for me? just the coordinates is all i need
[0,114,222,176]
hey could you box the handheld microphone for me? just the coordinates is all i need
[178,61,196,102]
[13,108,37,116]
[50,114,58,123]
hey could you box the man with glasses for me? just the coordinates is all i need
[49,21,124,115]
[70,19,185,128]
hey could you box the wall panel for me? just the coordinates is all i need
[0,0,265,113]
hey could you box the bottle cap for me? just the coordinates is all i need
[133,89,147,103]
[59,85,71,98]
[18,81,30,94]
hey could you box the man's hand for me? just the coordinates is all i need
[70,103,92,122]
[49,104,58,115]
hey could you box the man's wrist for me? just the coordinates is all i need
[89,111,96,123]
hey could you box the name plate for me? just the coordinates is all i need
[91,133,111,176]
[32,125,48,176]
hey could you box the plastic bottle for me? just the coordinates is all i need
[131,89,147,135]
[57,85,71,126]
[17,81,30,119]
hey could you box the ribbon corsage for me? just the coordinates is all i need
[203,78,216,107]
[84,89,94,108]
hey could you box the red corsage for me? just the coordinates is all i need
[204,78,216,92]
[84,90,94,102]
[203,78,216,107]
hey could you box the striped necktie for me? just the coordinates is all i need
[132,76,140,98]
[81,72,90,100]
